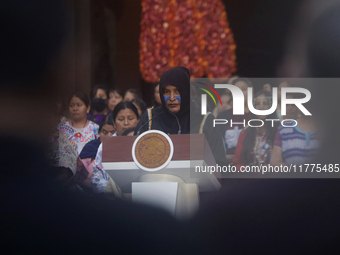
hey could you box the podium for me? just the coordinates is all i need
[102,133,221,219]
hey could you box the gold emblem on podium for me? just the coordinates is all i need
[132,130,174,171]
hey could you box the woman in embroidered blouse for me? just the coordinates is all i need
[233,90,279,170]
[58,91,99,155]
[91,101,140,194]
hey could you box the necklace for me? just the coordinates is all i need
[72,120,87,128]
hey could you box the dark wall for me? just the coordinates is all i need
[222,0,303,77]
[91,0,113,87]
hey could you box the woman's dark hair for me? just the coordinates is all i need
[109,88,124,98]
[69,91,90,108]
[231,77,253,87]
[122,127,136,136]
[131,98,147,114]
[125,88,142,100]
[111,101,140,122]
[99,114,114,132]
[91,85,109,99]
[219,90,233,105]
[241,90,279,165]
[152,82,161,106]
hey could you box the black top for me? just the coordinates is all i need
[135,106,189,135]
[135,66,226,165]
[135,66,192,135]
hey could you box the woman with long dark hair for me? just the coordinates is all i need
[233,90,279,169]
[91,101,140,194]
[58,91,99,155]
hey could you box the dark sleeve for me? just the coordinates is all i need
[203,114,227,166]
[79,139,100,159]
[134,110,149,135]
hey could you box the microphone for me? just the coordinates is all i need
[170,111,181,134]
[137,111,165,135]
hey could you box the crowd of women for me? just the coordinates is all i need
[216,78,318,170]
[4,1,340,253]
[51,66,320,195]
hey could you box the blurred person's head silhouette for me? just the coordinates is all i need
[0,0,68,141]
[306,4,340,163]
[279,1,340,164]
[0,2,181,255]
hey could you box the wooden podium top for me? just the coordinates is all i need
[101,133,221,193]
[102,134,214,163]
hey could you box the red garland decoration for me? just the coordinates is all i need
[140,0,237,82]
